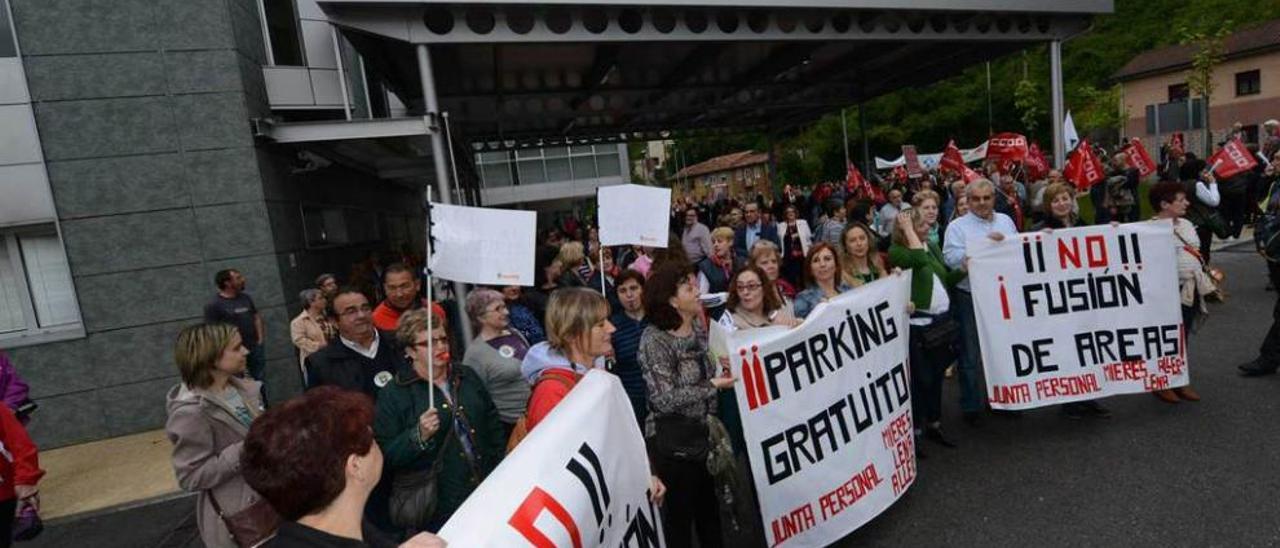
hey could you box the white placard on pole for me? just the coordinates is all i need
[598,184,671,247]
[428,203,537,286]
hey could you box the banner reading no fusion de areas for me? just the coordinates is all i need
[439,371,663,547]
[969,221,1188,410]
[729,275,915,548]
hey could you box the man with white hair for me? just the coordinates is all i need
[942,179,1019,426]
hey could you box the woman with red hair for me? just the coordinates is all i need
[243,387,445,547]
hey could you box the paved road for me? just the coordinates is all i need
[28,245,1280,548]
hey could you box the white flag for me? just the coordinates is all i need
[598,184,671,247]
[428,203,536,286]
[1064,111,1080,152]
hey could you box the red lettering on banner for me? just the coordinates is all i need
[1033,373,1102,400]
[509,486,583,548]
[990,383,1032,404]
[770,503,816,546]
[880,412,912,450]
[1085,235,1108,267]
[1144,374,1170,391]
[1157,355,1185,376]
[817,464,883,521]
[1059,238,1082,269]
[1103,360,1148,382]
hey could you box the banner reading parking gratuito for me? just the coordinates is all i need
[730,275,914,548]
[968,221,1187,410]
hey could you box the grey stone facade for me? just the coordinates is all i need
[8,0,423,448]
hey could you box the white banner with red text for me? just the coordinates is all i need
[728,274,915,548]
[439,370,663,547]
[968,221,1188,410]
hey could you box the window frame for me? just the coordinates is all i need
[1235,69,1261,97]
[0,0,17,59]
[0,225,85,347]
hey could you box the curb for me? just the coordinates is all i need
[43,491,193,527]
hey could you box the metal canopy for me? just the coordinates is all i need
[320,1,1110,150]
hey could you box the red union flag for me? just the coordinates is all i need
[846,161,885,203]
[940,140,966,173]
[1064,139,1105,191]
[987,132,1029,162]
[902,145,924,178]
[1025,143,1049,181]
[1122,138,1158,178]
[1209,138,1258,179]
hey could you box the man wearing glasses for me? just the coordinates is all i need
[305,287,406,398]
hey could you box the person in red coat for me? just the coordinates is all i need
[0,404,43,545]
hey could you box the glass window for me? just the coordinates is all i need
[18,233,78,328]
[0,0,16,58]
[545,157,572,181]
[596,150,621,177]
[482,163,513,187]
[0,239,24,334]
[572,155,597,179]
[517,159,547,184]
[261,0,305,66]
[1236,69,1261,97]
[1167,83,1189,103]
[0,226,83,342]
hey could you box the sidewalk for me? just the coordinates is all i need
[39,429,180,521]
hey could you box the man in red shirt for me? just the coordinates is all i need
[372,264,421,332]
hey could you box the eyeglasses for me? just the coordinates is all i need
[736,282,763,292]
[338,304,373,317]
[412,335,451,348]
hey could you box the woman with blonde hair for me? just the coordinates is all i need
[555,240,589,288]
[839,223,887,288]
[520,287,615,430]
[911,189,943,247]
[748,240,796,316]
[1035,183,1080,229]
[696,226,739,318]
[165,323,269,548]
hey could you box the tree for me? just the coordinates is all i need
[1072,84,1126,144]
[1014,78,1044,134]
[1179,21,1231,156]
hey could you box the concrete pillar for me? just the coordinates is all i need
[417,44,473,343]
[1050,40,1066,168]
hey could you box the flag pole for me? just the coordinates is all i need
[425,186,435,410]
[599,245,606,295]
[841,108,850,167]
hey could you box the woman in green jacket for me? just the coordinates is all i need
[374,308,506,534]
[888,209,966,452]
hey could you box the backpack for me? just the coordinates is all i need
[505,372,576,453]
[1254,180,1280,262]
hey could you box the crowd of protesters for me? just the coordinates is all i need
[157,119,1280,548]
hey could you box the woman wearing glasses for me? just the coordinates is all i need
[463,289,532,439]
[373,308,506,533]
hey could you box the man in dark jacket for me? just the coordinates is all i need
[732,202,780,262]
[305,288,406,399]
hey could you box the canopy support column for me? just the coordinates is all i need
[417,43,473,343]
[1050,39,1066,168]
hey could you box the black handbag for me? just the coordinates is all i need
[388,382,454,531]
[651,414,710,463]
[387,434,451,531]
[916,314,959,365]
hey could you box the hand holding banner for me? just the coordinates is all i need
[428,203,536,286]
[729,274,914,547]
[598,184,672,247]
[967,222,1187,410]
